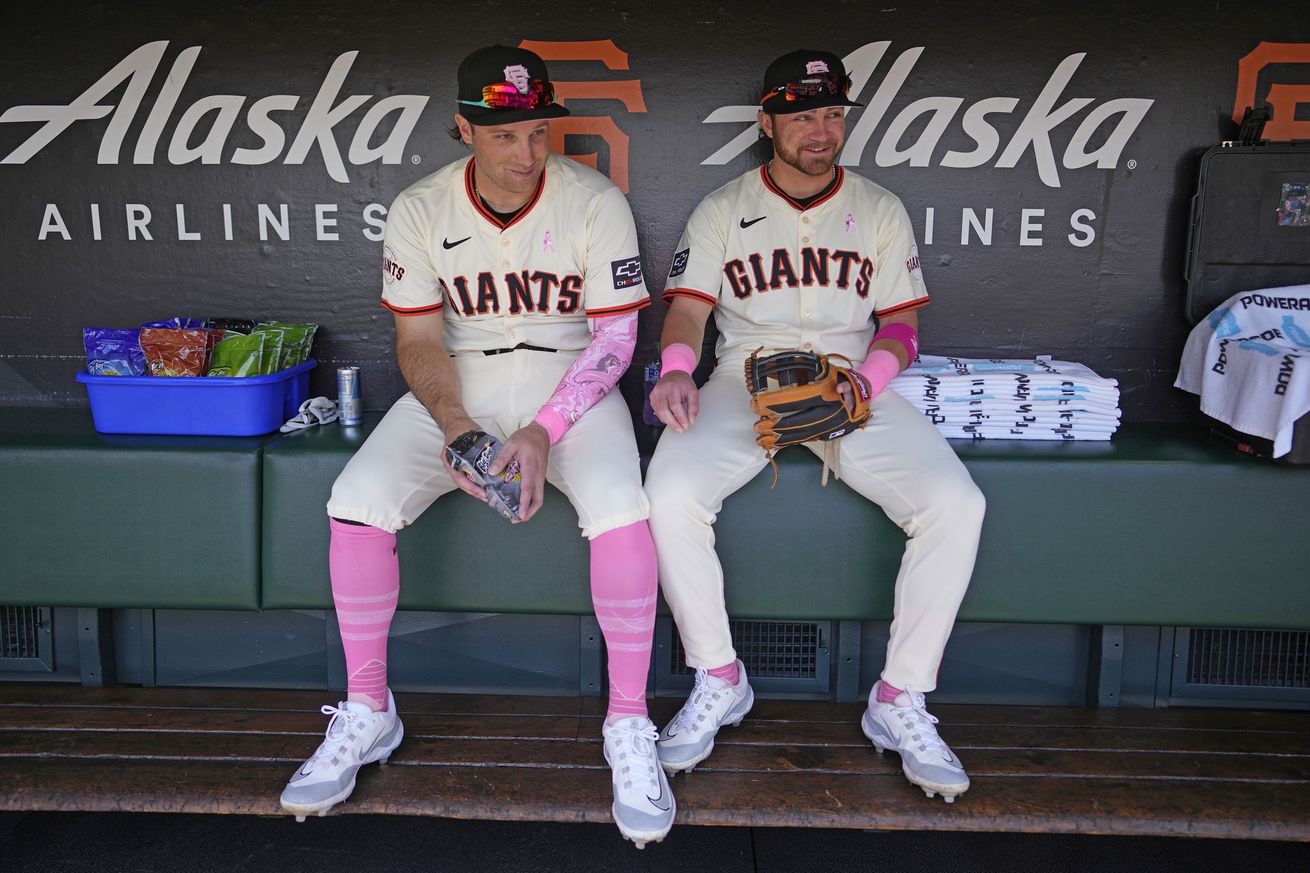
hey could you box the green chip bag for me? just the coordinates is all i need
[207,333,266,377]
[256,322,318,368]
[256,330,284,375]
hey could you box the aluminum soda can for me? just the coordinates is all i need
[337,366,363,425]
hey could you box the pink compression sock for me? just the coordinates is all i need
[877,680,904,704]
[590,521,658,721]
[329,518,400,712]
[707,662,741,685]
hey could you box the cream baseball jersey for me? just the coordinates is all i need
[381,153,650,354]
[663,166,929,362]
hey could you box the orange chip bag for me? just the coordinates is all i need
[139,328,213,377]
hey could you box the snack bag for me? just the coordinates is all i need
[139,328,212,376]
[141,317,205,330]
[206,333,266,377]
[267,322,318,367]
[254,322,317,370]
[205,317,256,334]
[83,328,145,376]
[255,330,283,375]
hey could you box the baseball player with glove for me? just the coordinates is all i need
[280,45,674,847]
[646,49,986,802]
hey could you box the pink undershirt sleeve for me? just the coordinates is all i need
[532,311,638,445]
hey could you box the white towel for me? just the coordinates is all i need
[1175,285,1310,457]
[891,354,1121,442]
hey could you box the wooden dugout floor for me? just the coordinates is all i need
[0,685,1307,841]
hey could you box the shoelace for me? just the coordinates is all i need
[307,703,363,769]
[672,666,723,734]
[610,720,661,793]
[892,691,951,758]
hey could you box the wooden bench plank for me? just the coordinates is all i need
[3,686,1304,735]
[2,687,1306,841]
[4,729,1308,783]
[2,758,1307,841]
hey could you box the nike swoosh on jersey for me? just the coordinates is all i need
[739,216,766,228]
[443,236,471,249]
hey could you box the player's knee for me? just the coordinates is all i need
[950,479,987,531]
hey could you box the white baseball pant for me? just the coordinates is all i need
[327,350,649,538]
[645,355,985,692]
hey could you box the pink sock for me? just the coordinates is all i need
[877,680,904,704]
[329,518,399,712]
[707,662,740,686]
[590,521,658,722]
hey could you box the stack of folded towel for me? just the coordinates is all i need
[890,354,1121,441]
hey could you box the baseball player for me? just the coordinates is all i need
[646,49,986,802]
[280,45,675,847]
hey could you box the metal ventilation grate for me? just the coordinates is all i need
[672,620,821,679]
[1187,628,1310,688]
[2,607,43,660]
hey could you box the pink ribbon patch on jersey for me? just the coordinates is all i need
[845,214,856,234]
[543,231,555,253]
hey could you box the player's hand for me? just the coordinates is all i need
[837,371,873,408]
[491,423,549,522]
[441,415,489,501]
[650,371,699,433]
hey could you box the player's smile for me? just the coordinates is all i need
[760,106,847,193]
[461,118,552,211]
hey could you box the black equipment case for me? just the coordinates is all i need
[1183,115,1310,463]
[1184,139,1310,325]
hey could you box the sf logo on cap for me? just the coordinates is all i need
[503,64,531,94]
[805,60,829,75]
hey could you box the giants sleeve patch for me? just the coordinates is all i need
[383,246,406,285]
[610,256,644,289]
[668,248,690,279]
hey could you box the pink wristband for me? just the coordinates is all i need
[532,408,569,446]
[871,322,919,364]
[661,342,697,376]
[857,349,900,398]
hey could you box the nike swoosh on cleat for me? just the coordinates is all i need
[739,216,766,228]
[645,783,672,811]
[443,236,471,249]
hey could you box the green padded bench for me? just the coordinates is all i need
[0,408,265,610]
[261,417,1310,629]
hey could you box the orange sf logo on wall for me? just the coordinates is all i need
[520,39,646,193]
[1232,42,1310,140]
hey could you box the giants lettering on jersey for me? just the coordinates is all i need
[447,270,583,316]
[723,247,875,299]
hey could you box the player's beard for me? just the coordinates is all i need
[773,138,839,178]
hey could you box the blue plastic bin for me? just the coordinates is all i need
[76,360,316,436]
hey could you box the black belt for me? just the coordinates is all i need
[480,343,559,356]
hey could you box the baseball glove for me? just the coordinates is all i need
[444,429,522,522]
[745,348,872,485]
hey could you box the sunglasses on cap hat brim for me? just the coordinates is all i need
[760,71,853,105]
[459,79,558,111]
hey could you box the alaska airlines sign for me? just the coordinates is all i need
[702,42,1155,189]
[0,41,429,183]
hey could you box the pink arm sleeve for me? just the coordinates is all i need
[532,311,637,445]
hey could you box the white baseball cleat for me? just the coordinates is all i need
[603,716,675,849]
[280,689,404,821]
[657,660,754,773]
[861,681,969,802]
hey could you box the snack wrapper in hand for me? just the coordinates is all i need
[444,429,523,522]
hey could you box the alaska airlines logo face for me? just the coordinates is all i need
[0,41,430,183]
[701,41,1155,189]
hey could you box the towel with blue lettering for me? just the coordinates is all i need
[1175,285,1310,458]
[891,355,1121,441]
